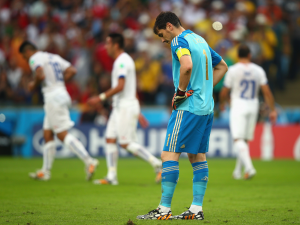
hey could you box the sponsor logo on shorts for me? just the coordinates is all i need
[180,144,185,149]
[201,176,209,181]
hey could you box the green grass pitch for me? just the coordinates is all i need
[0,157,300,225]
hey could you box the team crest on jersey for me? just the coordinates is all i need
[30,60,34,66]
[120,63,124,68]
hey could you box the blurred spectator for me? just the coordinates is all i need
[94,43,113,73]
[0,71,13,103]
[182,0,206,27]
[135,51,161,104]
[80,102,109,125]
[258,0,283,24]
[210,1,228,25]
[65,79,81,103]
[6,57,23,90]
[36,23,66,55]
[272,14,290,89]
[287,1,300,80]
[80,77,99,104]
[13,74,32,104]
[156,52,174,106]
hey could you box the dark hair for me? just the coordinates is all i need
[238,44,251,58]
[19,41,37,53]
[153,11,182,35]
[108,33,124,49]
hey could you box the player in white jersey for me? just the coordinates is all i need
[19,41,98,181]
[88,33,162,185]
[219,44,277,179]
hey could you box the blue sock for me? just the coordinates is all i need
[159,161,179,208]
[192,161,208,206]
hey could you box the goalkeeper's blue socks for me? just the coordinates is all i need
[190,161,209,213]
[158,161,179,211]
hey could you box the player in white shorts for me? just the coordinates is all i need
[19,41,99,181]
[88,33,162,185]
[219,44,277,179]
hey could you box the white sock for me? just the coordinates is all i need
[158,205,171,213]
[234,140,254,172]
[106,143,118,180]
[189,205,203,213]
[233,155,242,176]
[64,133,91,165]
[126,142,161,168]
[42,141,56,172]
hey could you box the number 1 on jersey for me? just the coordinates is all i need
[203,49,208,80]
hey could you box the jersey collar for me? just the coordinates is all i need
[178,30,193,38]
[171,30,193,44]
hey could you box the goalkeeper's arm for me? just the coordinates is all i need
[172,55,193,109]
[213,59,228,87]
[178,55,193,91]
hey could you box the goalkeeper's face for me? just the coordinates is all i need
[157,27,174,46]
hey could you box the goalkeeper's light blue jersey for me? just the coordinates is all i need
[171,30,222,116]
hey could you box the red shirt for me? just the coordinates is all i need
[94,44,114,73]
[258,5,283,24]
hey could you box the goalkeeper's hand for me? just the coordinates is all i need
[172,88,194,110]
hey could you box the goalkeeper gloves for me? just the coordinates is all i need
[172,88,194,110]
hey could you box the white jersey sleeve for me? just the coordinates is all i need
[114,60,128,78]
[55,55,71,72]
[258,66,268,86]
[223,66,234,88]
[29,53,44,71]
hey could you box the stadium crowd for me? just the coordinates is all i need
[0,0,299,119]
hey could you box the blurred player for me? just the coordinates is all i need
[219,44,277,180]
[19,41,99,181]
[88,33,162,185]
[137,12,228,220]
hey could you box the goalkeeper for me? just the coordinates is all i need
[137,12,228,220]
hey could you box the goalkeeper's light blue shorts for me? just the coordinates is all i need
[163,110,214,154]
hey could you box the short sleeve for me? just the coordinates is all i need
[29,55,43,71]
[223,66,233,88]
[258,67,268,86]
[56,55,71,72]
[115,61,127,78]
[209,46,222,68]
[171,36,191,61]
